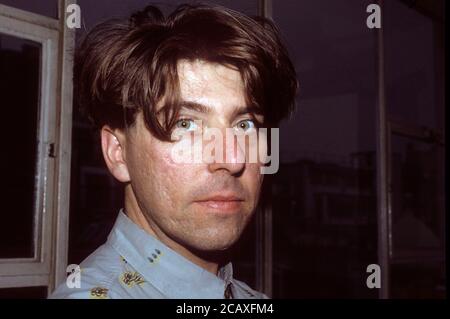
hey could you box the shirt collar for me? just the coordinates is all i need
[107,209,234,299]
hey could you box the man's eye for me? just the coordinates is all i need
[175,119,198,131]
[235,119,256,132]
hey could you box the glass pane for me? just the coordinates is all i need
[272,0,379,298]
[390,134,445,298]
[385,0,445,299]
[384,0,443,130]
[0,0,58,19]
[0,33,41,258]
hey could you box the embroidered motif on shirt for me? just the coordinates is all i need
[147,248,162,264]
[120,256,128,264]
[90,287,108,299]
[120,271,146,287]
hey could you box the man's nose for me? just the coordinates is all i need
[207,130,245,176]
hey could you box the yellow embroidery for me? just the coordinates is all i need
[120,271,146,288]
[90,287,108,299]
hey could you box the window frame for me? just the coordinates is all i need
[0,1,75,294]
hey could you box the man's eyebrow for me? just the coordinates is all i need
[233,105,263,117]
[179,101,211,114]
[178,101,263,117]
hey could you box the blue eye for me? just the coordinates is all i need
[175,119,198,132]
[236,119,256,132]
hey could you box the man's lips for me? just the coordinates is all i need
[193,193,244,212]
[196,194,243,202]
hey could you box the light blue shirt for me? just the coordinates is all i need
[50,210,268,299]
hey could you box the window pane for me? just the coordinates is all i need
[0,33,41,258]
[384,0,445,299]
[384,0,443,130]
[272,0,379,298]
[390,134,445,298]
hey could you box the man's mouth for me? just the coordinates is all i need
[194,193,244,213]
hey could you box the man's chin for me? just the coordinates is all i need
[185,233,241,253]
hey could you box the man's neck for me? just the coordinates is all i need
[124,186,220,275]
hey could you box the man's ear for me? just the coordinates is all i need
[100,125,130,183]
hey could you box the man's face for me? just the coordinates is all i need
[121,60,265,252]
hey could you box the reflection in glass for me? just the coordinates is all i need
[384,0,445,299]
[390,134,445,298]
[272,0,379,298]
[384,0,441,130]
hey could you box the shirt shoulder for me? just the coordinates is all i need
[49,242,128,299]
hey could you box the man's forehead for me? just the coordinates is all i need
[177,59,243,93]
[176,59,249,116]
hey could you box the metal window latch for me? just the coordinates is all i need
[48,143,56,158]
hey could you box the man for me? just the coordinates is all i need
[51,3,297,299]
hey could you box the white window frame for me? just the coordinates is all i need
[0,1,74,294]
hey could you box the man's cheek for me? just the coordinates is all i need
[248,163,264,182]
[155,150,197,189]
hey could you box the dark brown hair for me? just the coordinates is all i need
[76,3,298,140]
